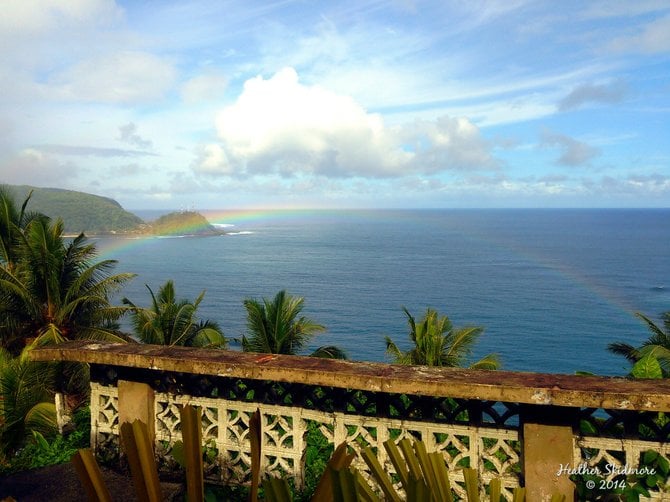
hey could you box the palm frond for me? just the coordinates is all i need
[391,307,493,369]
[469,353,500,370]
[608,342,641,362]
[243,290,331,356]
[310,345,348,359]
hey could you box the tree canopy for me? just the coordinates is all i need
[385,307,499,370]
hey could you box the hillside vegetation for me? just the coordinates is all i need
[4,185,222,236]
[150,211,224,236]
[7,185,144,234]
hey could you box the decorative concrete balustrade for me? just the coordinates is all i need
[31,341,670,501]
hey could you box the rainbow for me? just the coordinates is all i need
[92,208,377,260]
[90,208,643,317]
[453,226,639,315]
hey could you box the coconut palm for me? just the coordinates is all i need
[0,217,135,355]
[242,290,346,359]
[0,185,44,269]
[385,307,499,369]
[122,280,227,348]
[608,312,670,376]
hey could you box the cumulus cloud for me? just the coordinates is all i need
[541,131,600,166]
[118,122,153,149]
[627,173,670,193]
[193,67,494,178]
[558,80,628,111]
[193,144,234,175]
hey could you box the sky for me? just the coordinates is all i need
[0,0,669,210]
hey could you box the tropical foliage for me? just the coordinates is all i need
[242,290,346,359]
[0,189,134,457]
[0,216,135,356]
[0,186,46,271]
[385,307,499,369]
[123,280,226,348]
[0,347,57,458]
[608,311,670,377]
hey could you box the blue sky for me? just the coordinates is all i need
[1,0,668,209]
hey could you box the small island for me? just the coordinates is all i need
[148,211,224,237]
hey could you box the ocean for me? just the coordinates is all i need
[93,209,670,376]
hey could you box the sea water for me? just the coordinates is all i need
[94,209,670,376]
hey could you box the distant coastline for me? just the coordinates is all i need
[4,184,225,237]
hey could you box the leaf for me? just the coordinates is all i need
[631,354,663,379]
[31,430,51,451]
[643,450,659,464]
[171,440,186,468]
[578,419,598,435]
[645,474,658,487]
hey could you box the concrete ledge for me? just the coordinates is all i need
[29,340,670,412]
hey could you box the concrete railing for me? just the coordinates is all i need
[31,341,670,501]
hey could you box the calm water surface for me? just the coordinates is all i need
[94,209,670,376]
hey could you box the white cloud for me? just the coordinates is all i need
[36,144,156,158]
[48,51,176,104]
[0,0,123,35]
[558,80,628,111]
[193,144,234,175]
[118,122,153,149]
[582,1,670,19]
[1,149,80,185]
[541,131,601,166]
[194,68,494,179]
[181,72,228,103]
[608,15,670,54]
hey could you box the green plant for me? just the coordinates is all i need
[122,280,226,349]
[630,354,663,379]
[242,290,346,359]
[297,421,335,500]
[609,312,670,377]
[328,437,532,501]
[0,347,57,459]
[571,449,670,501]
[385,307,499,369]
[0,406,89,474]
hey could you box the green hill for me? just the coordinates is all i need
[150,211,224,236]
[6,185,145,234]
[4,185,223,236]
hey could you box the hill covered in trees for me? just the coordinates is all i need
[150,211,224,236]
[4,185,222,236]
[7,185,144,234]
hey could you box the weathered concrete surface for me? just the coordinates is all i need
[30,340,670,412]
[523,423,575,501]
[118,380,155,441]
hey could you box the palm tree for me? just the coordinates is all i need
[122,280,227,348]
[242,290,346,359]
[0,185,44,269]
[608,312,670,376]
[0,217,135,355]
[385,307,499,369]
